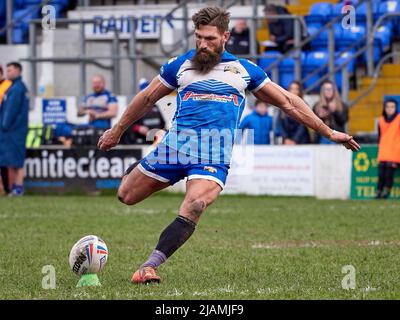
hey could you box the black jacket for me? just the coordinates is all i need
[226,28,251,55]
[122,105,166,145]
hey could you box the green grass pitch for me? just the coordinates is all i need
[0,194,399,299]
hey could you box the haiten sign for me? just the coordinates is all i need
[351,145,400,199]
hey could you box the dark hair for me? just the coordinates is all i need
[254,99,267,107]
[7,61,23,72]
[264,4,277,13]
[0,65,3,75]
[288,80,304,98]
[383,99,398,117]
[192,7,230,34]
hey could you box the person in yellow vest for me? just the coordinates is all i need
[376,99,400,199]
[0,65,12,195]
[0,65,12,104]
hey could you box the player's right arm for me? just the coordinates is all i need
[97,77,173,151]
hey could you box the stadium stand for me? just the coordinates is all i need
[259,0,400,134]
[6,0,69,44]
[1,0,400,138]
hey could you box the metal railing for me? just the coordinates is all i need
[0,0,52,44]
[22,6,306,99]
[6,0,398,111]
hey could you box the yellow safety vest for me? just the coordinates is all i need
[0,79,12,105]
[26,125,56,148]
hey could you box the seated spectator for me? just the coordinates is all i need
[121,79,166,145]
[313,80,349,144]
[239,100,273,145]
[276,81,310,145]
[263,4,294,53]
[78,75,118,130]
[226,19,251,55]
[53,123,74,147]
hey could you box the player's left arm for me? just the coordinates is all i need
[253,81,360,151]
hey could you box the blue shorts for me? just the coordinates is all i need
[137,143,229,189]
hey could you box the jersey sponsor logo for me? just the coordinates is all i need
[203,166,217,173]
[182,91,239,106]
[223,65,240,74]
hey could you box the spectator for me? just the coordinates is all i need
[375,99,400,199]
[313,80,348,144]
[226,19,251,55]
[0,62,29,196]
[263,4,294,53]
[276,81,311,145]
[121,79,166,145]
[0,65,12,194]
[0,65,12,104]
[239,100,273,144]
[78,75,118,130]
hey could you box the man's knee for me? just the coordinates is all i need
[186,198,207,220]
[117,187,138,205]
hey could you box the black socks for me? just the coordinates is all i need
[155,215,196,258]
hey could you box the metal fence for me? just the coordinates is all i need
[1,0,397,108]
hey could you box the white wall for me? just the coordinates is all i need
[165,145,353,199]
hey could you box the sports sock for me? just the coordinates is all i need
[0,167,9,193]
[141,215,196,269]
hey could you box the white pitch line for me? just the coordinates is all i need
[251,240,400,249]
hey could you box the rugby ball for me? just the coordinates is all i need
[69,235,108,275]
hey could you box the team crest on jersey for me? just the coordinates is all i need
[224,65,240,74]
[203,166,217,173]
[182,91,239,106]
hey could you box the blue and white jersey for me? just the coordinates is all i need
[158,49,270,164]
[82,90,118,129]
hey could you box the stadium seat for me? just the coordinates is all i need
[377,1,400,37]
[331,1,380,27]
[303,50,329,91]
[307,25,329,50]
[12,7,40,44]
[257,50,283,80]
[0,0,5,18]
[12,27,27,44]
[375,24,392,52]
[304,2,333,29]
[335,51,356,91]
[336,24,366,52]
[19,0,42,6]
[278,52,306,90]
[13,0,26,10]
[359,24,392,65]
[0,1,5,42]
[377,1,400,20]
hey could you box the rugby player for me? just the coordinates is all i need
[98,7,360,284]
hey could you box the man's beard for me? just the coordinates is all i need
[191,44,223,74]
